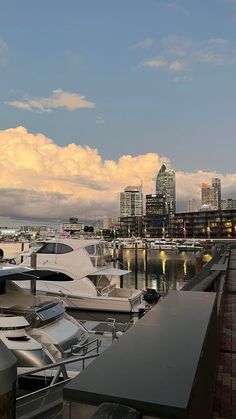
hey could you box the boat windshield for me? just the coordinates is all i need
[85,242,112,267]
[37,243,73,254]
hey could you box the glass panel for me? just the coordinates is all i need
[85,245,95,255]
[37,243,56,254]
[55,243,73,254]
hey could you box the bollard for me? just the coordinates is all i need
[0,340,17,419]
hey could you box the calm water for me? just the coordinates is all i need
[0,242,212,291]
[113,248,212,292]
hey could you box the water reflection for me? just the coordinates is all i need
[118,249,212,292]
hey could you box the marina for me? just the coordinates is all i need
[0,238,228,418]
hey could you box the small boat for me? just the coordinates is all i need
[150,239,178,250]
[14,239,144,314]
[177,240,203,252]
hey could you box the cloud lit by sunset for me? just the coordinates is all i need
[0,127,235,220]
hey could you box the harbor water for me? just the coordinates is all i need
[0,242,212,291]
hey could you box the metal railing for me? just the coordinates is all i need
[17,352,100,389]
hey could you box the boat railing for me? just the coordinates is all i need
[16,353,100,419]
[71,337,101,357]
[17,352,100,386]
[99,283,116,296]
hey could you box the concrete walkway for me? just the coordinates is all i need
[213,249,236,418]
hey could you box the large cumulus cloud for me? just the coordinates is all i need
[0,126,235,220]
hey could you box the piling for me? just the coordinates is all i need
[145,242,148,287]
[30,251,37,295]
[195,250,203,273]
[118,244,124,288]
[20,242,24,263]
[134,243,138,288]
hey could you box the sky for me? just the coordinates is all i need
[0,0,236,222]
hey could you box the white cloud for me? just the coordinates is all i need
[169,60,186,72]
[139,35,236,79]
[0,127,236,219]
[193,50,226,65]
[6,89,95,112]
[141,57,167,68]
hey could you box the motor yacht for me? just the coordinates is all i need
[177,240,203,252]
[0,265,90,370]
[150,239,178,250]
[13,239,144,314]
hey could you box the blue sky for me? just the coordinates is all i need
[1,1,236,222]
[1,0,236,174]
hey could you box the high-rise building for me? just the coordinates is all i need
[155,164,176,213]
[201,183,215,209]
[201,178,221,210]
[212,178,221,209]
[146,194,166,215]
[120,186,143,217]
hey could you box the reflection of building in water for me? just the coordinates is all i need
[125,250,131,271]
[183,254,187,276]
[160,251,167,275]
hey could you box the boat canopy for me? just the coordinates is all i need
[90,267,131,276]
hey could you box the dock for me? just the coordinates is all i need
[14,243,236,418]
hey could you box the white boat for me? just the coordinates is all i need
[13,239,144,314]
[150,239,178,250]
[0,265,90,370]
[177,240,203,252]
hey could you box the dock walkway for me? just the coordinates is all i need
[213,249,236,418]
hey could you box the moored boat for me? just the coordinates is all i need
[177,240,203,252]
[13,238,145,314]
[150,238,178,250]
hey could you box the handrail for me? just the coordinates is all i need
[17,352,99,379]
[71,338,101,356]
[100,283,116,296]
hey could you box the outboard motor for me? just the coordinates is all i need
[143,288,161,304]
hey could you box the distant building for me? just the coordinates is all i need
[201,178,221,210]
[173,209,236,239]
[221,198,236,211]
[155,164,176,213]
[226,199,236,210]
[146,194,166,215]
[62,221,84,233]
[188,199,198,212]
[102,216,119,230]
[212,178,221,209]
[120,185,143,217]
[221,200,227,210]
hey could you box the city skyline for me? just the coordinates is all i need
[1,2,236,220]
